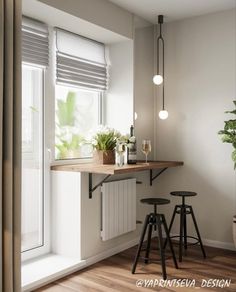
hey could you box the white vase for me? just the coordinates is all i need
[233,215,236,248]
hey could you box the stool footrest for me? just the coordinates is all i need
[139,256,174,263]
[169,235,200,246]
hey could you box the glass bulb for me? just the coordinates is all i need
[153,74,163,85]
[134,112,138,120]
[159,110,168,120]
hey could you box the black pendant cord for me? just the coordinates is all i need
[156,15,165,110]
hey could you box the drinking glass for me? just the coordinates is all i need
[116,143,126,166]
[142,140,151,164]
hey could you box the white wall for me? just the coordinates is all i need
[51,171,81,259]
[134,26,155,160]
[38,0,133,39]
[105,40,134,135]
[155,9,236,247]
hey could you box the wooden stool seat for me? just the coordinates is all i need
[170,191,197,197]
[141,198,170,205]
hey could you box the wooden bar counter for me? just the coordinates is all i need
[51,161,183,198]
[51,160,183,175]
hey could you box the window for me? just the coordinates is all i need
[54,28,108,160]
[55,85,101,160]
[21,17,49,260]
[21,65,44,252]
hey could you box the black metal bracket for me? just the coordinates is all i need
[150,168,168,186]
[89,173,111,199]
[88,173,143,199]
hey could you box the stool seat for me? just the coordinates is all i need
[170,191,197,197]
[141,198,170,205]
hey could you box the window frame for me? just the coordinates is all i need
[21,63,51,262]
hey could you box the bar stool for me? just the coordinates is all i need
[132,198,178,279]
[166,191,206,262]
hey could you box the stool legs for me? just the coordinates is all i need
[144,223,153,264]
[132,213,177,279]
[161,215,178,269]
[183,208,187,250]
[167,203,206,262]
[179,206,184,262]
[189,206,206,258]
[156,215,167,280]
[132,214,150,274]
[163,205,178,249]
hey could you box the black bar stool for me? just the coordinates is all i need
[166,191,206,262]
[132,198,178,279]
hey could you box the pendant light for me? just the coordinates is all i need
[153,15,168,120]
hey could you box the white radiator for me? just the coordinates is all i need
[101,178,136,241]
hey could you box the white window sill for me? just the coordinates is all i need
[21,253,86,292]
[51,157,93,166]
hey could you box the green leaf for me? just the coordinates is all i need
[30,106,39,112]
[221,134,233,143]
[224,120,236,131]
[56,91,76,126]
[225,110,236,115]
[219,100,236,169]
[232,149,236,163]
[218,130,229,135]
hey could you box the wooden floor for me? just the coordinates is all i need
[36,240,236,292]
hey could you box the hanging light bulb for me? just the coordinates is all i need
[159,110,168,120]
[155,15,169,120]
[153,74,163,85]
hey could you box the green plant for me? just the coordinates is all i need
[92,126,121,151]
[55,133,85,159]
[218,100,236,169]
[56,92,76,126]
[55,91,85,159]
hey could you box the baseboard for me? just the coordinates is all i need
[203,238,235,251]
[84,232,236,270]
[84,231,160,267]
[85,236,140,266]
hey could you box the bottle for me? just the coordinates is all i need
[127,125,137,164]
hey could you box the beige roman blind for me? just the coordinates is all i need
[55,28,108,91]
[22,16,49,67]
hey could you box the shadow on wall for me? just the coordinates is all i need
[151,164,235,245]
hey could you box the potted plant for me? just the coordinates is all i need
[218,100,236,248]
[91,125,121,164]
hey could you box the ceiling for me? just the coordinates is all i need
[109,0,236,23]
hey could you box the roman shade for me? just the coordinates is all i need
[55,28,108,91]
[22,16,49,67]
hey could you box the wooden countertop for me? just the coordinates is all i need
[51,161,184,175]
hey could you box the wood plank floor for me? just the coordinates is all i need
[35,240,236,292]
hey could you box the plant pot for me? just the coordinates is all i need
[233,215,236,248]
[93,150,115,165]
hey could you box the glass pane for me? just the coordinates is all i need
[21,65,44,252]
[55,85,99,160]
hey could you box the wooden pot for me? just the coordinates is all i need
[93,150,115,165]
